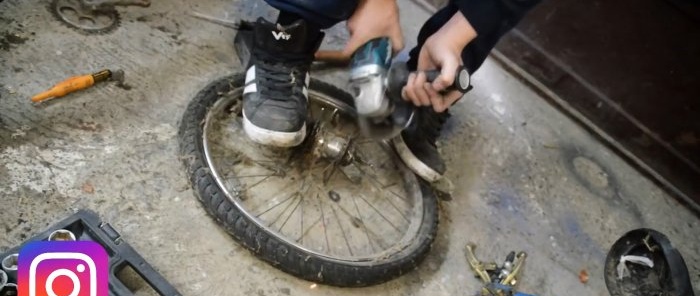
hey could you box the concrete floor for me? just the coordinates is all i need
[1,0,699,295]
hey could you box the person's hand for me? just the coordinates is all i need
[403,11,476,112]
[315,0,403,61]
[344,0,404,55]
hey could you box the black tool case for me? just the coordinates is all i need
[0,209,181,296]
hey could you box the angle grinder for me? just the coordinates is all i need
[349,37,471,140]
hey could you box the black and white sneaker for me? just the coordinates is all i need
[242,18,322,147]
[392,107,450,182]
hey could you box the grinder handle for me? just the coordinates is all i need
[424,66,471,94]
[387,63,471,104]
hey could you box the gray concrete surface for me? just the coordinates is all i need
[1,0,698,295]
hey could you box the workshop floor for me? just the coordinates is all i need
[1,0,698,295]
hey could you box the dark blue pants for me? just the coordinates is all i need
[264,0,539,74]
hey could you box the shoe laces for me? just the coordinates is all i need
[254,50,311,102]
[419,109,450,144]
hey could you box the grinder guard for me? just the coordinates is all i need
[350,38,416,140]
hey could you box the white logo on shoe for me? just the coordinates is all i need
[271,31,291,40]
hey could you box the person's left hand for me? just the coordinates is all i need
[315,0,404,62]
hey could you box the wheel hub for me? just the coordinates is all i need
[311,127,354,165]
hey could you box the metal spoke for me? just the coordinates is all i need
[357,163,410,209]
[292,178,311,244]
[332,201,388,250]
[236,173,278,178]
[353,148,373,167]
[201,88,426,261]
[382,182,399,189]
[266,192,299,227]
[339,166,360,184]
[250,161,286,176]
[356,164,408,202]
[322,162,339,185]
[297,215,322,243]
[299,193,304,244]
[249,159,279,163]
[377,156,394,170]
[381,190,410,223]
[318,193,331,252]
[386,186,409,201]
[243,178,294,201]
[352,195,376,252]
[354,139,375,145]
[254,191,297,217]
[358,195,401,233]
[219,148,286,173]
[278,194,303,232]
[331,203,354,256]
[245,175,272,191]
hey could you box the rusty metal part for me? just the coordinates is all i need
[49,0,149,34]
[80,0,150,10]
[465,243,528,296]
[501,252,526,286]
[50,0,120,34]
[465,243,495,284]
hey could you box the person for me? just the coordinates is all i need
[241,0,540,181]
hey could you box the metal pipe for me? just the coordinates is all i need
[1,254,17,282]
[189,11,238,29]
[0,269,7,292]
[48,229,76,241]
[1,283,17,296]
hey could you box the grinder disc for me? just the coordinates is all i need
[50,0,120,34]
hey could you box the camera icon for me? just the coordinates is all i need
[29,253,97,296]
[18,241,108,296]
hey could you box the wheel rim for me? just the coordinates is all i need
[202,85,425,263]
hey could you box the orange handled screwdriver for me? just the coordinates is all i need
[31,69,114,103]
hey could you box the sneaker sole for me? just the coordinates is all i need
[392,136,442,182]
[243,112,306,147]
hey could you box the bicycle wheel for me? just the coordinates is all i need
[178,74,439,287]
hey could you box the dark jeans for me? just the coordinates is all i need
[264,0,539,74]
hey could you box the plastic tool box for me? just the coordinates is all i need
[0,209,181,296]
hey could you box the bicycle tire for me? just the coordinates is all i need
[177,73,439,287]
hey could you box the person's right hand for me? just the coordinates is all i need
[317,0,404,60]
[402,11,476,112]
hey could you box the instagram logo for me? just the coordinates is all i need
[17,241,108,296]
